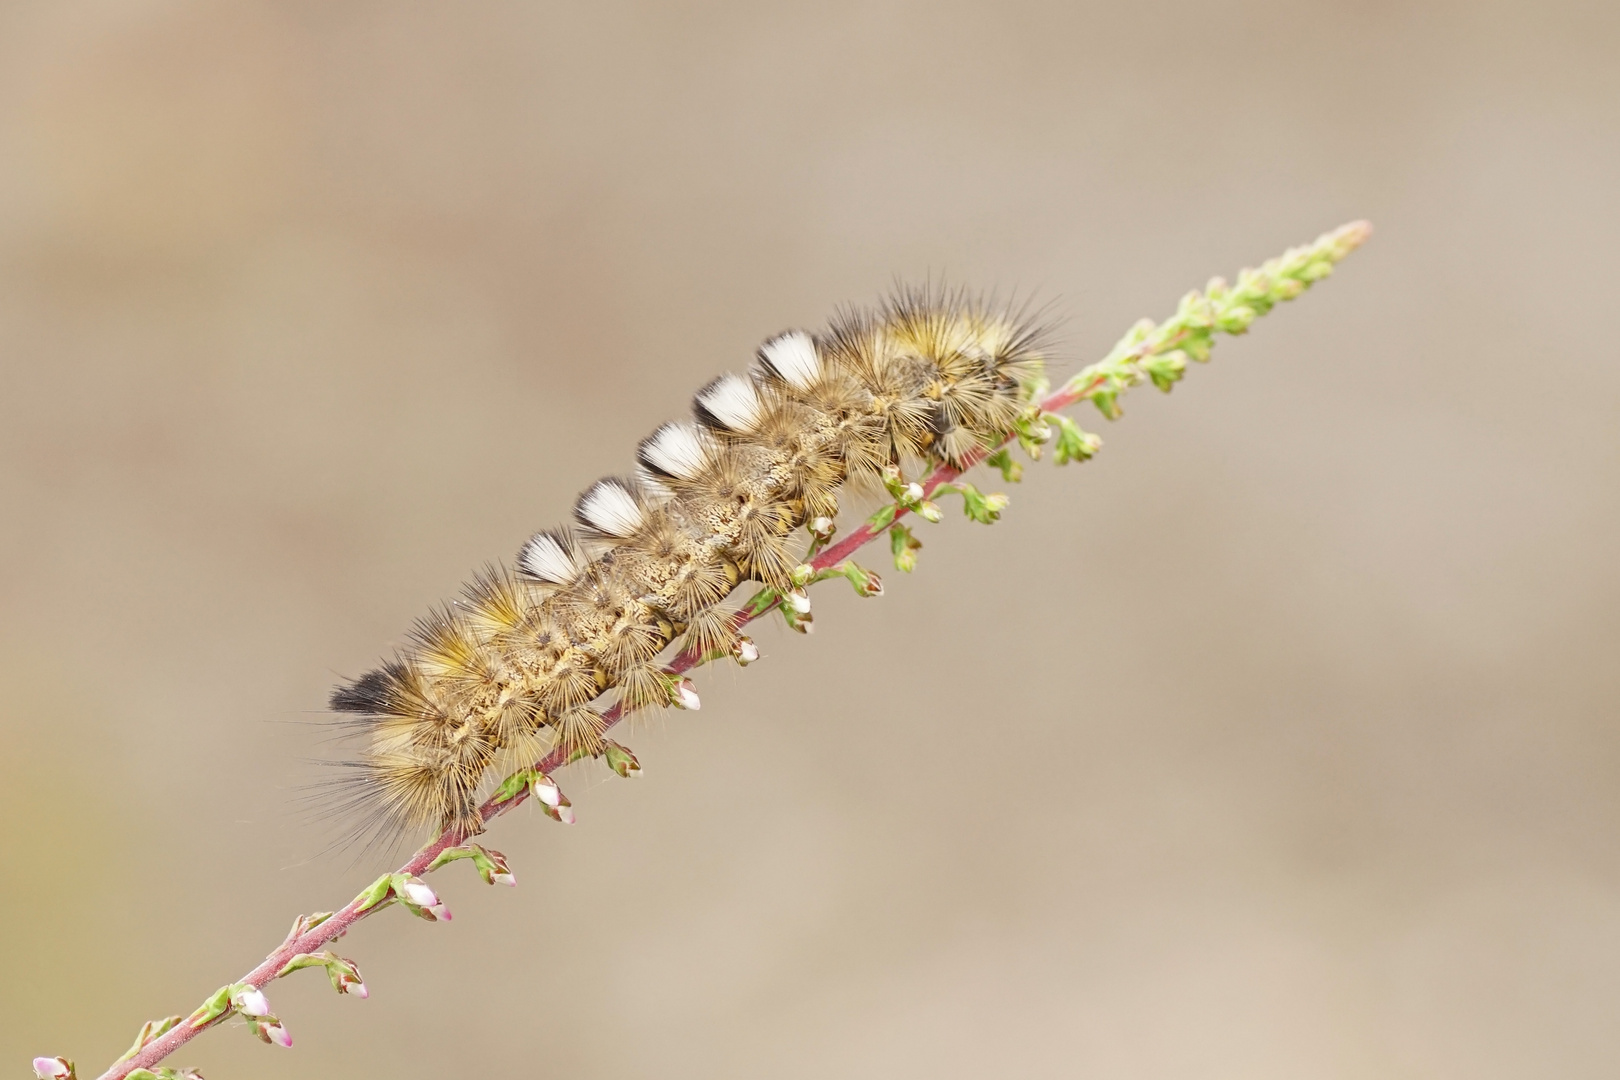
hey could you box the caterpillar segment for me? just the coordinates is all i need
[328,291,1049,845]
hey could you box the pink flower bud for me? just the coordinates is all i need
[429,902,453,921]
[479,847,516,882]
[397,878,439,909]
[33,1057,72,1079]
[556,802,576,825]
[233,985,271,1017]
[332,959,368,995]
[256,1019,293,1048]
[674,678,701,710]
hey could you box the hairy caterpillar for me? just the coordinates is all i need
[326,289,1048,847]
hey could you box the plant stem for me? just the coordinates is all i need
[90,220,1368,1080]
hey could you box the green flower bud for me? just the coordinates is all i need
[838,562,883,597]
[1143,350,1188,392]
[985,448,1023,483]
[1052,416,1102,465]
[1215,305,1256,334]
[956,484,1008,524]
[1299,260,1334,283]
[604,740,642,778]
[890,524,922,572]
[879,463,906,498]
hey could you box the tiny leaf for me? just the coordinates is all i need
[352,873,395,914]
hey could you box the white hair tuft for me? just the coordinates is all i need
[694,374,763,433]
[757,331,822,390]
[518,531,579,584]
[635,468,675,504]
[638,422,714,481]
[575,479,645,538]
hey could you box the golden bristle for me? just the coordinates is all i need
[460,566,533,639]
[598,613,667,676]
[537,657,601,713]
[734,523,796,589]
[681,605,739,661]
[616,661,672,714]
[408,609,488,681]
[666,551,734,617]
[554,707,607,758]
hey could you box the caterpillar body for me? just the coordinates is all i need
[327,291,1049,847]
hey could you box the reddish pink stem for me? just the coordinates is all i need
[96,378,1100,1080]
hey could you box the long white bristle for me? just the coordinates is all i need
[638,422,713,481]
[635,469,675,504]
[694,374,763,433]
[518,531,578,584]
[758,331,822,390]
[575,479,645,537]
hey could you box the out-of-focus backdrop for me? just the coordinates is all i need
[3,2,1617,1077]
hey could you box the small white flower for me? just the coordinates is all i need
[491,872,517,887]
[904,482,924,504]
[233,985,271,1018]
[352,981,370,999]
[531,776,561,807]
[788,590,811,614]
[810,516,835,538]
[675,678,701,710]
[556,803,576,825]
[734,637,760,665]
[33,1057,71,1079]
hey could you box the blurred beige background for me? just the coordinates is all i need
[2,1,1617,1077]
